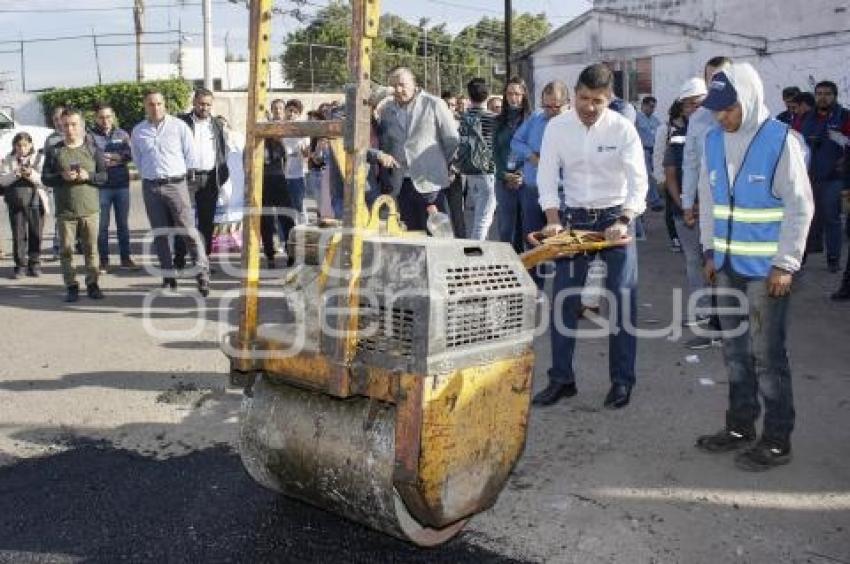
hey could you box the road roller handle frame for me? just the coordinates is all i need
[226,0,536,546]
[231,0,377,395]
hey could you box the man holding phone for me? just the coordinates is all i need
[42,107,107,302]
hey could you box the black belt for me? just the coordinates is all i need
[144,175,186,186]
[195,169,216,176]
[564,205,623,221]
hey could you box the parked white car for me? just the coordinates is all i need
[0,109,53,158]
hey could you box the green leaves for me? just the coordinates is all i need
[280,3,553,94]
[38,79,192,130]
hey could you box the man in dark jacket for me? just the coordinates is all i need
[89,102,136,272]
[776,86,801,124]
[800,80,850,272]
[174,88,229,268]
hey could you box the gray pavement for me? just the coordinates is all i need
[0,183,848,563]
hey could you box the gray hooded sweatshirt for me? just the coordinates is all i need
[698,63,813,274]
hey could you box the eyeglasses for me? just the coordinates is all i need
[543,104,565,110]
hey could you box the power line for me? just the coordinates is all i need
[0,1,238,13]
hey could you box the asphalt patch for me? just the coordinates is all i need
[0,439,530,563]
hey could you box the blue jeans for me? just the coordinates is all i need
[674,215,709,313]
[495,182,545,252]
[278,177,306,245]
[331,175,344,220]
[465,174,496,240]
[519,184,546,244]
[520,184,548,287]
[549,206,638,387]
[494,177,523,252]
[644,148,663,208]
[98,187,131,261]
[715,269,794,444]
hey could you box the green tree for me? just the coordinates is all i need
[281,1,352,91]
[280,3,553,94]
[39,79,192,130]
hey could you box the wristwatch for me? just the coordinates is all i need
[616,215,632,226]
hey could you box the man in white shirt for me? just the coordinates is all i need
[281,99,310,242]
[534,63,648,409]
[176,88,230,268]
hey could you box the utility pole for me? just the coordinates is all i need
[505,0,512,80]
[133,0,144,82]
[178,18,184,79]
[419,17,429,91]
[309,42,315,92]
[202,0,213,90]
[92,29,102,85]
[19,41,25,92]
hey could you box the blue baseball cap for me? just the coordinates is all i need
[702,71,738,111]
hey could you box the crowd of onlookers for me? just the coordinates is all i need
[0,59,843,471]
[0,64,847,307]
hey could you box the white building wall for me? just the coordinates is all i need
[0,91,47,127]
[593,0,849,39]
[529,13,850,119]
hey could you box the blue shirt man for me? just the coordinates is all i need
[509,80,569,282]
[131,114,197,180]
[130,90,209,295]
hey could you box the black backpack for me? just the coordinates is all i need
[456,110,494,174]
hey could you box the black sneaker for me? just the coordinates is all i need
[695,428,756,453]
[734,439,791,471]
[828,258,840,273]
[65,283,80,303]
[832,279,850,301]
[197,275,210,297]
[685,336,722,350]
[87,282,104,300]
[26,265,41,277]
[162,277,178,291]
[10,267,22,280]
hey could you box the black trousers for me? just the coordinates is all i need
[175,171,218,263]
[445,174,466,238]
[663,190,679,242]
[6,191,44,267]
[261,173,291,260]
[396,179,447,232]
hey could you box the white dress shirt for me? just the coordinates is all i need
[282,136,309,179]
[191,114,216,171]
[537,108,648,214]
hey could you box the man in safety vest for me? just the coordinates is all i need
[695,63,814,471]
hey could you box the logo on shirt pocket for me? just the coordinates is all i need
[596,145,617,153]
[747,174,766,183]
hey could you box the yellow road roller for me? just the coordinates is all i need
[224,0,538,546]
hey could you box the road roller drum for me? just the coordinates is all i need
[226,0,540,546]
[230,225,539,544]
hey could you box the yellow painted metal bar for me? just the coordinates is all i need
[255,119,344,139]
[324,0,381,395]
[235,0,273,369]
